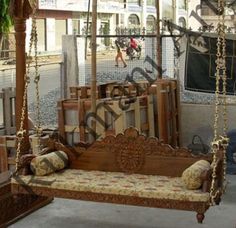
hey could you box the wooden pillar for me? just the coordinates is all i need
[11,0,32,152]
[155,0,162,79]
[91,0,97,141]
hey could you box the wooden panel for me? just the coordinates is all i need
[0,183,52,228]
[11,183,209,215]
[64,128,212,177]
[156,82,168,142]
[57,100,66,141]
[58,95,155,144]
[0,88,16,135]
[0,135,53,227]
[0,137,8,172]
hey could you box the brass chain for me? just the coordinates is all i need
[210,0,228,205]
[32,2,42,153]
[209,140,220,205]
[220,0,228,194]
[15,1,38,173]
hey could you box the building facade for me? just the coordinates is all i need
[200,0,236,32]
[26,0,190,52]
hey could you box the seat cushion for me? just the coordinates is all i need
[11,169,210,202]
[181,160,211,190]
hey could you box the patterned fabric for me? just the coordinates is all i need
[12,169,210,202]
[181,160,211,190]
[30,151,68,176]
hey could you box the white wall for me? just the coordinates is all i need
[188,0,202,31]
[46,18,56,51]
[67,19,73,35]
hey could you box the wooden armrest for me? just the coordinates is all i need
[201,168,212,192]
[18,154,36,175]
[39,147,56,156]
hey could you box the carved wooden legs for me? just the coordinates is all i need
[215,196,221,205]
[196,212,205,223]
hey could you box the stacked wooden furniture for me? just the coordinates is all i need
[148,79,181,147]
[0,88,16,136]
[0,136,53,227]
[65,79,180,147]
[58,95,154,145]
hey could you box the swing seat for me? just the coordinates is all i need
[11,128,223,223]
[11,169,210,202]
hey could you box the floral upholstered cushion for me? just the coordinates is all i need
[181,160,211,190]
[30,151,68,176]
[12,169,210,202]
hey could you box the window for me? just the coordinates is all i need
[178,17,186,28]
[72,20,80,35]
[128,0,141,5]
[146,15,156,34]
[162,0,174,20]
[147,0,155,6]
[128,14,140,26]
[179,0,187,10]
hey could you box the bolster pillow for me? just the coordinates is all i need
[30,151,68,176]
[181,160,211,190]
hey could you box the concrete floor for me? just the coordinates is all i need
[9,175,236,228]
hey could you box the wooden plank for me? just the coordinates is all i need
[0,137,8,172]
[79,100,86,142]
[170,81,177,147]
[65,125,80,133]
[147,95,155,136]
[156,82,168,143]
[134,97,141,132]
[5,136,16,148]
[96,100,106,139]
[57,100,66,143]
[114,103,124,135]
[3,88,13,135]
[63,100,78,110]
[175,79,182,147]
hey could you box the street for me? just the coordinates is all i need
[0,56,150,98]
[0,55,154,127]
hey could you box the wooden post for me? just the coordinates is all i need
[85,0,91,60]
[91,0,97,141]
[11,0,32,152]
[155,0,162,79]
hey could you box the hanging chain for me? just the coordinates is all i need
[32,0,42,153]
[219,0,228,194]
[209,140,220,205]
[15,1,38,173]
[213,0,223,141]
[210,0,228,205]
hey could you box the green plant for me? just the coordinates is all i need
[0,0,12,51]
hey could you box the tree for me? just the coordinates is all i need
[0,0,12,52]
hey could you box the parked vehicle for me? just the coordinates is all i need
[115,37,144,60]
[126,37,143,60]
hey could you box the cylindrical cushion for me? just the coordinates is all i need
[30,151,68,176]
[181,160,211,190]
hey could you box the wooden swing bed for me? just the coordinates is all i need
[11,128,225,224]
[11,0,229,225]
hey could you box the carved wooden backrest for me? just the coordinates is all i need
[64,127,212,177]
